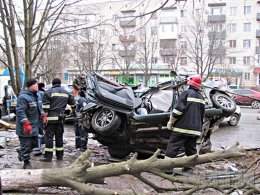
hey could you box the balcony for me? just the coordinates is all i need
[120,20,136,27]
[212,48,226,56]
[208,31,226,40]
[257,30,260,38]
[257,13,260,21]
[119,35,136,43]
[159,16,177,23]
[118,50,135,57]
[256,46,260,54]
[208,15,226,22]
[159,49,177,56]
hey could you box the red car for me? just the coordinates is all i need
[232,89,260,108]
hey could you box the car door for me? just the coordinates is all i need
[239,89,253,104]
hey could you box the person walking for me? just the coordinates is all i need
[16,78,47,169]
[40,78,76,162]
[74,90,88,151]
[166,75,205,173]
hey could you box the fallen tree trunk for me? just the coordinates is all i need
[0,144,258,194]
[0,119,16,130]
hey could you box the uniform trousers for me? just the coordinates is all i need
[44,122,64,159]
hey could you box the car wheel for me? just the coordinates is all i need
[211,93,236,116]
[251,100,260,109]
[91,108,121,136]
[108,146,131,159]
[228,113,239,126]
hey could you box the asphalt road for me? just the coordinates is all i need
[211,106,260,150]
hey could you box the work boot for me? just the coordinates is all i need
[23,160,32,169]
[39,157,52,162]
[56,156,63,161]
[16,148,22,162]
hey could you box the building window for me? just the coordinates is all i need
[211,7,223,15]
[195,9,202,17]
[113,15,117,22]
[151,57,158,64]
[161,24,174,33]
[229,40,236,48]
[151,41,157,49]
[180,9,187,17]
[74,60,78,66]
[181,25,187,32]
[211,23,223,32]
[112,44,116,51]
[229,23,236,32]
[243,56,250,65]
[229,57,236,65]
[257,55,260,65]
[244,6,251,15]
[151,27,157,35]
[180,57,187,66]
[180,41,187,49]
[229,7,237,16]
[244,73,250,80]
[139,58,144,64]
[243,23,251,32]
[243,39,251,48]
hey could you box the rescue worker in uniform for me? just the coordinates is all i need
[166,75,205,172]
[74,90,88,151]
[32,82,46,155]
[72,74,87,97]
[16,78,47,169]
[40,78,76,162]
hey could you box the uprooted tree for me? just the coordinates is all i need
[1,144,259,194]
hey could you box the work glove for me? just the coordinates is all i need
[167,115,177,130]
[42,113,48,127]
[23,120,32,135]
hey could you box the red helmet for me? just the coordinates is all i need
[187,75,202,89]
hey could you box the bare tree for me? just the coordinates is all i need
[182,6,227,80]
[134,26,158,87]
[0,0,82,94]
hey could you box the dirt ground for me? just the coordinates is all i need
[0,123,259,194]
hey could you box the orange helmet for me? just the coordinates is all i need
[187,75,202,89]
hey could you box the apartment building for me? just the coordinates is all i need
[6,0,258,88]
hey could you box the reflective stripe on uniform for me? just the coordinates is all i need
[47,116,59,120]
[45,147,54,152]
[51,93,68,98]
[173,109,182,115]
[187,97,205,104]
[173,127,201,136]
[42,104,50,109]
[55,147,64,151]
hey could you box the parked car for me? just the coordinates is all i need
[232,89,260,108]
[221,105,241,126]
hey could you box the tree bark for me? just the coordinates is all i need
[0,145,256,194]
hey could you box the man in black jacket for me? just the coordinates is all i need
[166,75,205,172]
[40,78,76,162]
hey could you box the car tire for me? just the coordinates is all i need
[228,113,239,126]
[91,108,121,136]
[211,93,236,116]
[251,100,259,109]
[108,146,131,159]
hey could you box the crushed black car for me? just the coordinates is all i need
[80,72,237,158]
